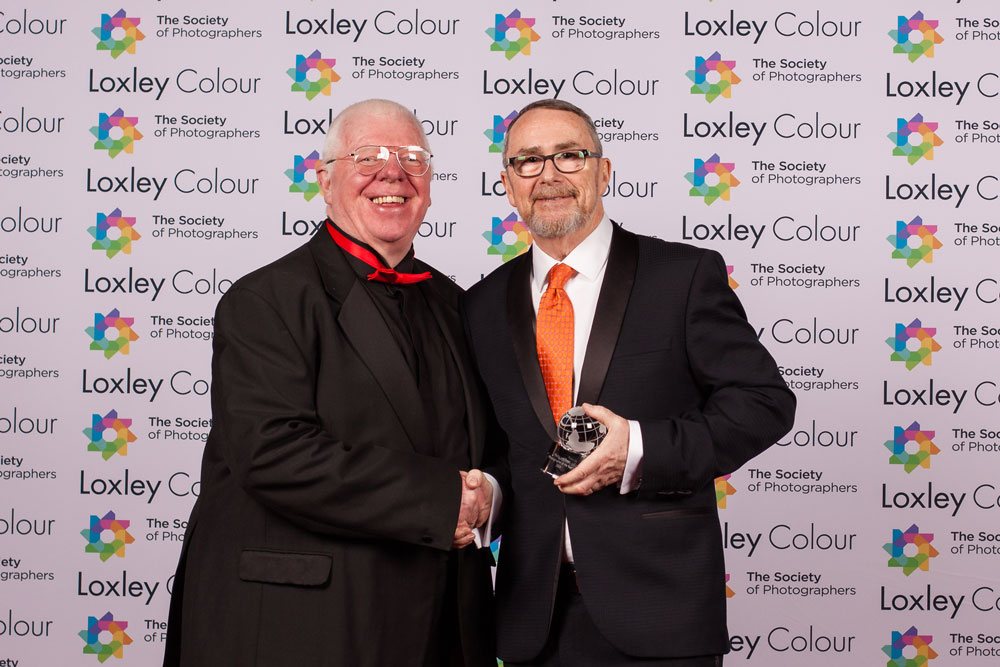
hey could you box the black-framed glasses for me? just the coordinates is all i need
[504,149,602,177]
[327,145,433,176]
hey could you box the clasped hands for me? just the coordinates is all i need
[452,469,493,549]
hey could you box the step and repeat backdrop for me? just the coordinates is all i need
[3,1,1000,665]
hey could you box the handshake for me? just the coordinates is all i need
[452,469,493,549]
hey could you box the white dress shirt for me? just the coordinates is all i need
[479,216,644,560]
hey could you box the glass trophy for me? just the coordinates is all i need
[541,406,608,478]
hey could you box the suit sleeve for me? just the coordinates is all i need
[208,285,462,551]
[638,249,796,493]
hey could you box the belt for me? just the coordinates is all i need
[558,563,581,595]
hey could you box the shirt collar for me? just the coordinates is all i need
[531,215,612,293]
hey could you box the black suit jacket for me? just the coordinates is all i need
[463,223,795,662]
[164,230,495,666]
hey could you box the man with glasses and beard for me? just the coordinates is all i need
[163,99,496,667]
[464,99,795,666]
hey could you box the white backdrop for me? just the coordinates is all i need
[2,2,1000,665]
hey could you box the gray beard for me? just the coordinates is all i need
[526,207,587,239]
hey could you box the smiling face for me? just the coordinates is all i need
[317,110,431,263]
[501,107,610,241]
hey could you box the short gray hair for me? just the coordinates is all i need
[321,99,429,171]
[501,99,603,163]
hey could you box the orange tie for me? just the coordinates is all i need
[536,263,576,423]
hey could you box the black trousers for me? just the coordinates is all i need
[505,566,723,667]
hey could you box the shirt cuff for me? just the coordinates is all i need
[473,472,503,548]
[620,420,643,494]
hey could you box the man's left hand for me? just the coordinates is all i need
[554,403,629,495]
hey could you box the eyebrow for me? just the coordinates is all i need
[511,141,583,156]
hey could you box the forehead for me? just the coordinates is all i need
[507,108,594,153]
[340,112,424,149]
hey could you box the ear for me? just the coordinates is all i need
[597,157,612,193]
[316,165,334,205]
[500,169,517,209]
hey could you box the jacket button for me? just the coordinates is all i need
[421,535,433,544]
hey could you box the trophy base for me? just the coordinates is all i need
[541,442,587,479]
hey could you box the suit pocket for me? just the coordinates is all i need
[640,506,714,520]
[238,548,332,586]
[612,336,673,360]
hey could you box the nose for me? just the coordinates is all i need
[537,155,563,181]
[378,153,406,180]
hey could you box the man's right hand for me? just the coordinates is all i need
[452,470,493,548]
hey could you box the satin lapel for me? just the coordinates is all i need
[506,250,559,442]
[577,222,638,406]
[308,232,430,452]
[420,277,484,466]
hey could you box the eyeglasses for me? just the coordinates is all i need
[327,145,433,176]
[504,149,602,178]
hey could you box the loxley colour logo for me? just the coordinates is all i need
[888,216,942,268]
[288,50,341,100]
[890,12,943,63]
[883,626,938,666]
[686,154,739,206]
[725,573,735,598]
[485,111,518,153]
[86,309,139,360]
[487,10,540,60]
[889,114,942,166]
[686,52,741,103]
[90,109,143,159]
[81,511,134,561]
[80,612,133,663]
[84,410,136,460]
[89,209,140,259]
[285,151,322,201]
[715,474,735,509]
[726,265,738,289]
[484,212,532,262]
[886,319,941,370]
[884,524,938,575]
[93,10,145,59]
[885,422,940,473]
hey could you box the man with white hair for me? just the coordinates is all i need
[163,99,496,667]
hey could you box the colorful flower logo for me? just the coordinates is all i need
[84,410,136,460]
[890,12,944,62]
[484,212,532,262]
[89,209,140,259]
[725,573,736,599]
[886,319,940,370]
[285,151,322,201]
[86,309,139,359]
[80,612,133,663]
[686,154,739,205]
[485,111,519,153]
[884,524,938,575]
[888,217,942,267]
[715,474,736,509]
[487,10,540,60]
[726,265,738,289]
[90,109,143,158]
[93,10,145,59]
[81,511,135,561]
[686,52,741,103]
[288,50,341,100]
[889,114,942,165]
[885,422,940,473]
[883,626,938,667]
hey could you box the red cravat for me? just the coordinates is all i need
[326,222,432,284]
[536,263,576,423]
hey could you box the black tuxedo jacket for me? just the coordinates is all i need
[463,223,795,662]
[163,230,495,666]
